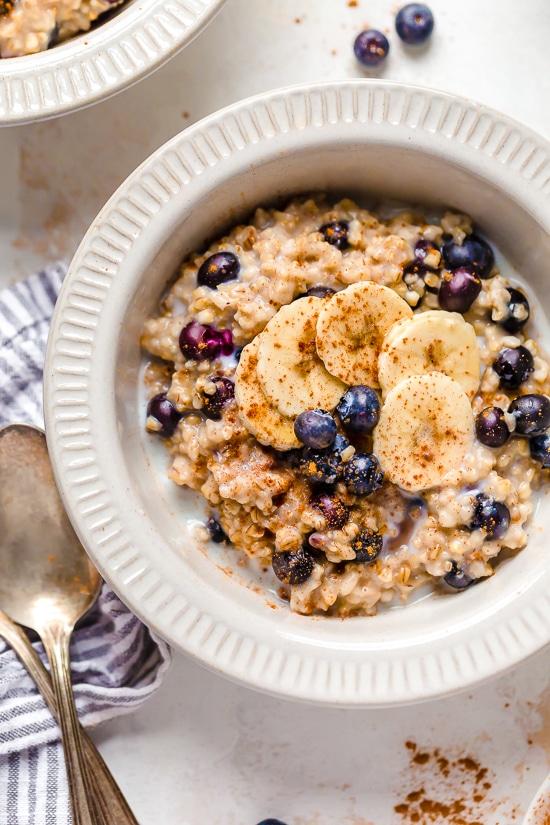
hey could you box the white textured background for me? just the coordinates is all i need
[6,1,550,822]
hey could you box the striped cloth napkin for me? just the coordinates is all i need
[0,263,172,824]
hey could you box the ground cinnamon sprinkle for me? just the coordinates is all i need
[394,741,518,824]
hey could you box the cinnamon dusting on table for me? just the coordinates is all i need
[396,741,520,823]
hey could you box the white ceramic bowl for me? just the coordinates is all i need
[45,80,550,707]
[0,0,225,124]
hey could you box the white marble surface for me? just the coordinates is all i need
[6,0,550,821]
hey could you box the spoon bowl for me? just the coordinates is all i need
[0,424,101,630]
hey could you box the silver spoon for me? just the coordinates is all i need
[0,424,139,825]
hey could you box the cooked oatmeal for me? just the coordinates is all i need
[141,195,550,616]
[0,0,123,57]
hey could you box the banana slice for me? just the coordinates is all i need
[315,282,413,387]
[378,310,480,400]
[234,337,300,451]
[373,372,474,492]
[256,297,347,417]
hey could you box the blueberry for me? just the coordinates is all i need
[255,821,288,825]
[395,3,434,44]
[197,251,240,289]
[441,234,495,279]
[179,321,234,361]
[493,346,534,390]
[296,434,351,486]
[407,497,427,520]
[343,453,384,496]
[146,393,182,437]
[351,528,383,563]
[353,29,390,67]
[319,221,349,251]
[272,547,314,585]
[508,394,550,436]
[294,410,337,449]
[470,493,510,540]
[438,268,481,313]
[218,329,234,355]
[443,562,474,590]
[498,287,530,334]
[530,433,550,468]
[404,255,441,293]
[201,376,235,420]
[475,407,510,448]
[206,517,229,544]
[306,285,336,299]
[48,22,60,47]
[406,238,439,274]
[310,492,350,530]
[234,347,243,362]
[336,386,380,434]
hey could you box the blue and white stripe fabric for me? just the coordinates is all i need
[0,264,171,824]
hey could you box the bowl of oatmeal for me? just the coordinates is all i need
[0,0,226,123]
[45,80,550,706]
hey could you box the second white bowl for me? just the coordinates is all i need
[0,0,226,124]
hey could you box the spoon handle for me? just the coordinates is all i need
[0,613,139,825]
[40,622,103,825]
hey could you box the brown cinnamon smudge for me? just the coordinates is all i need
[395,741,519,824]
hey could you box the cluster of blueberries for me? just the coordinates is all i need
[354,3,434,69]
[146,213,549,594]
[274,387,385,586]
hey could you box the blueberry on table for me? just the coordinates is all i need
[206,517,229,544]
[179,321,233,361]
[201,377,235,420]
[437,268,481,313]
[395,3,434,44]
[475,407,510,448]
[319,221,349,251]
[470,493,510,540]
[256,820,288,825]
[508,394,550,436]
[310,492,350,530]
[197,251,240,289]
[343,453,384,496]
[354,30,390,67]
[498,287,530,334]
[493,346,534,390]
[443,562,474,590]
[272,547,315,585]
[294,410,337,449]
[146,393,182,437]
[351,528,382,563]
[336,386,380,434]
[530,433,550,468]
[306,285,336,299]
[441,234,495,279]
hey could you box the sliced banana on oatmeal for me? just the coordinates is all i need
[315,281,413,387]
[373,372,474,493]
[234,337,300,451]
[378,310,481,400]
[256,297,347,418]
